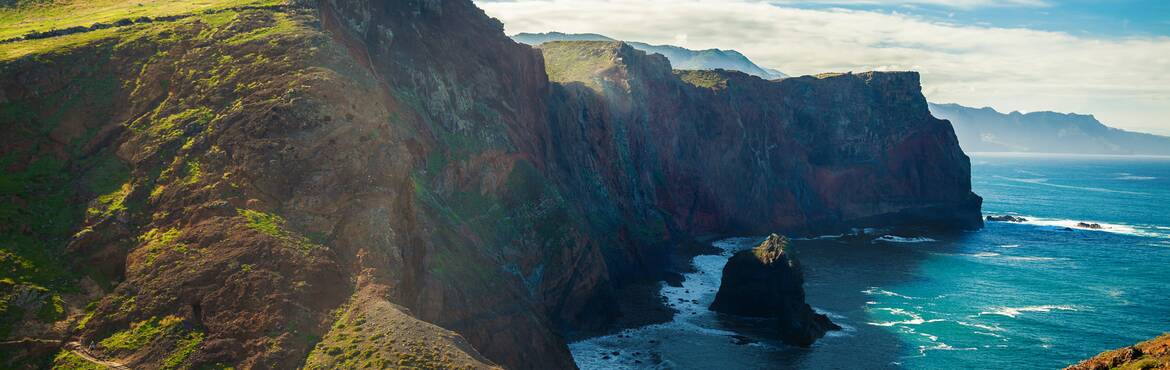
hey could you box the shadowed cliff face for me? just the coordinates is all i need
[0,0,979,369]
[540,42,983,237]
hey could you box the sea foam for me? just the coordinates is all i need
[978,305,1078,318]
[872,235,937,244]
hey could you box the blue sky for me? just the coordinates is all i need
[778,0,1170,37]
[480,0,1170,135]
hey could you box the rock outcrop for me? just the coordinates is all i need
[1066,334,1170,370]
[0,0,980,369]
[709,234,839,346]
[987,215,1028,222]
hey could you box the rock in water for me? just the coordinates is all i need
[709,234,840,346]
[986,215,1028,222]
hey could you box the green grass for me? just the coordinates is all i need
[238,209,319,252]
[0,0,290,61]
[0,0,284,41]
[677,70,731,89]
[538,41,622,91]
[162,331,205,370]
[139,228,187,265]
[99,315,183,351]
[51,350,108,370]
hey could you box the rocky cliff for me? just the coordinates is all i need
[1066,334,1170,370]
[0,0,980,369]
[709,234,839,346]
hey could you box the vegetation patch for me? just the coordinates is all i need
[538,41,622,91]
[238,208,319,252]
[99,315,183,352]
[51,350,108,370]
[677,70,731,89]
[0,0,285,41]
[139,227,187,265]
[162,331,205,370]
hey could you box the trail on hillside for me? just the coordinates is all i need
[63,341,132,370]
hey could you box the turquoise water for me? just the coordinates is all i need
[571,153,1170,369]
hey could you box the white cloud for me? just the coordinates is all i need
[478,0,1170,135]
[769,0,1051,9]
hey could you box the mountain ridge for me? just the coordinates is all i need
[930,102,1170,156]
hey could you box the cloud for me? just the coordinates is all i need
[768,0,1051,9]
[478,0,1170,135]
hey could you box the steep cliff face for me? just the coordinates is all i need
[0,0,980,369]
[540,42,983,237]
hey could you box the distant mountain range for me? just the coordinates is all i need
[512,32,788,80]
[930,103,1170,156]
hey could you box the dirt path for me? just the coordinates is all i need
[63,341,132,370]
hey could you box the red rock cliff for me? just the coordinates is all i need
[0,0,979,369]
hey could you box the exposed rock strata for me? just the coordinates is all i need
[709,234,839,346]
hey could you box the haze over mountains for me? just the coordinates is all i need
[930,103,1170,156]
[512,32,788,80]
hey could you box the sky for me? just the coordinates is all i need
[476,0,1170,135]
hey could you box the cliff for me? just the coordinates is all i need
[540,41,983,236]
[0,0,980,369]
[512,32,788,79]
[709,235,839,346]
[1066,334,1170,370]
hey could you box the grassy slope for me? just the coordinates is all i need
[2,1,313,368]
[536,41,620,91]
[0,0,283,40]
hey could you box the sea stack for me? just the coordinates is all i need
[710,234,840,346]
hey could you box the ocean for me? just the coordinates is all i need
[570,153,1170,369]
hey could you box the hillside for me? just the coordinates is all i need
[513,31,788,80]
[1,1,978,369]
[930,103,1170,155]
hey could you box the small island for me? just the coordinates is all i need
[710,234,840,347]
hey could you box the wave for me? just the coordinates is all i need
[1115,173,1157,181]
[997,244,1021,248]
[1008,216,1170,239]
[815,308,856,337]
[872,235,937,244]
[1001,256,1061,262]
[862,287,917,299]
[993,176,1148,195]
[793,234,844,241]
[918,343,978,354]
[978,305,1078,318]
[957,320,1005,332]
[867,308,945,327]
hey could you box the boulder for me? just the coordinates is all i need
[1077,222,1104,229]
[709,234,840,346]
